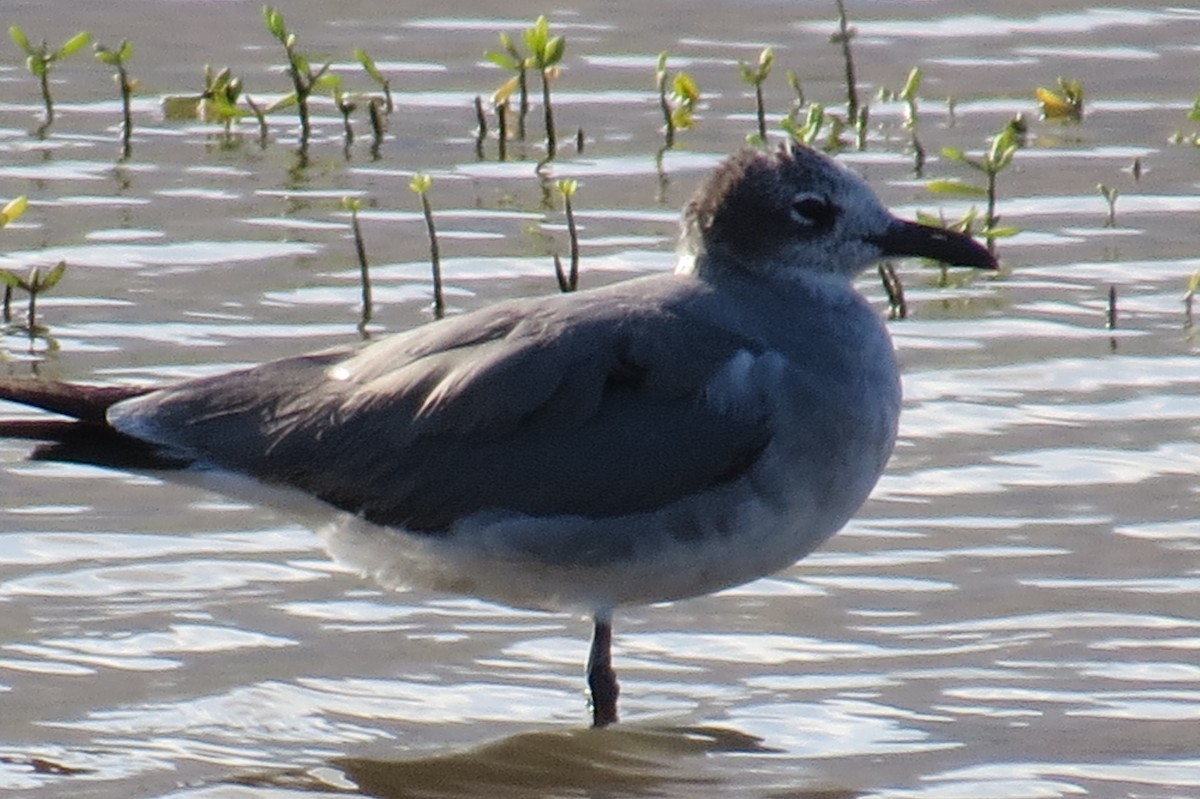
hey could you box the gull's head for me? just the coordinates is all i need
[679,144,996,281]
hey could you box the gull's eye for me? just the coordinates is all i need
[790,194,838,229]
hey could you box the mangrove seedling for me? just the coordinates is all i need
[930,122,1021,251]
[1037,77,1084,122]
[263,5,338,149]
[554,178,580,293]
[1184,270,1200,329]
[200,66,246,135]
[739,46,774,146]
[878,67,923,167]
[831,0,859,120]
[1,261,68,329]
[656,52,700,150]
[94,39,137,156]
[486,31,530,140]
[523,16,566,160]
[409,173,444,320]
[328,78,355,150]
[1098,183,1119,227]
[9,27,91,130]
[786,69,805,110]
[783,103,825,147]
[355,48,393,113]
[342,196,372,332]
[1,195,28,322]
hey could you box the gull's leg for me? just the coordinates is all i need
[587,612,619,727]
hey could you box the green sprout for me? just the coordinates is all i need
[739,46,774,145]
[656,52,700,150]
[1098,183,1119,227]
[879,67,923,168]
[1,261,67,329]
[929,121,1022,252]
[8,27,91,129]
[329,77,355,149]
[486,31,530,140]
[1037,77,1084,122]
[263,5,338,150]
[523,15,566,160]
[1,197,67,329]
[553,179,580,293]
[201,66,246,135]
[93,39,137,156]
[355,48,393,113]
[786,69,805,109]
[409,173,444,320]
[783,103,825,147]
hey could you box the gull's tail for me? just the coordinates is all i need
[0,379,186,470]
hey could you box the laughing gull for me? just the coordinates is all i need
[0,144,995,726]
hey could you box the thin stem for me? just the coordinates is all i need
[419,193,443,320]
[38,64,54,125]
[350,208,372,331]
[755,83,767,143]
[834,0,859,120]
[541,69,556,159]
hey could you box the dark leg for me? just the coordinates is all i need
[587,613,619,727]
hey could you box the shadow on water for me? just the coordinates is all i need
[231,725,856,799]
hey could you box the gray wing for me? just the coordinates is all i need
[109,279,773,531]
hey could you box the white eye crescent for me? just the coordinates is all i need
[790,194,838,228]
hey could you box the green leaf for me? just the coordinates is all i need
[117,39,134,62]
[264,6,287,40]
[673,72,699,103]
[492,75,520,105]
[485,50,520,70]
[940,146,966,163]
[314,70,341,89]
[94,46,119,67]
[927,179,987,197]
[0,269,27,291]
[410,173,433,193]
[37,260,67,291]
[656,51,669,74]
[900,67,922,102]
[1188,96,1200,123]
[341,196,363,212]
[557,178,578,198]
[1,195,29,227]
[57,31,92,58]
[982,225,1020,238]
[9,25,32,54]
[543,35,565,66]
[26,55,46,78]
[266,93,298,113]
[524,15,550,55]
[757,46,774,74]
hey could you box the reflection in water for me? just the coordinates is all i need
[239,726,841,799]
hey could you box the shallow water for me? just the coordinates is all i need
[1,1,1199,797]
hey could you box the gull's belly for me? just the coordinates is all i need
[319,374,899,614]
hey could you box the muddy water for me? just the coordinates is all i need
[1,1,1199,797]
